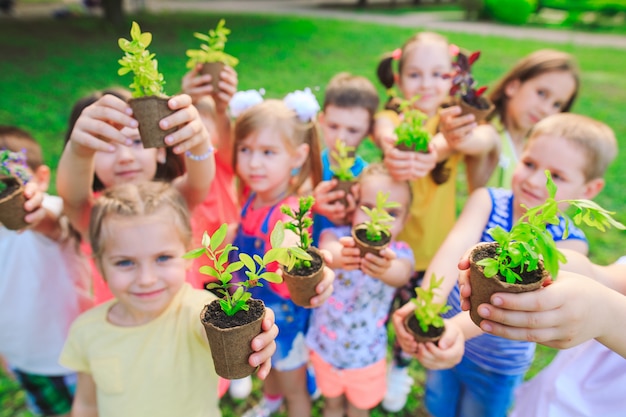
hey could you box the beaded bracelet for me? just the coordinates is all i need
[185,145,215,162]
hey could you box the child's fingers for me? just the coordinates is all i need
[167,94,193,110]
[165,120,208,153]
[256,357,273,380]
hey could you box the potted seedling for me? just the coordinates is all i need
[183,223,283,379]
[329,139,357,209]
[394,97,431,153]
[469,171,625,326]
[186,19,239,93]
[118,21,175,148]
[446,50,494,122]
[404,274,451,345]
[265,196,326,308]
[351,191,400,257]
[0,149,30,231]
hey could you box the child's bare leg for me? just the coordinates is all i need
[274,365,311,417]
[346,401,369,417]
[324,395,346,417]
[262,368,283,397]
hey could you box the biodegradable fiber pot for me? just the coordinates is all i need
[201,298,266,380]
[200,61,224,93]
[351,226,391,258]
[0,177,28,231]
[128,96,177,149]
[331,177,356,208]
[457,96,495,123]
[282,247,325,308]
[468,242,549,326]
[404,314,444,345]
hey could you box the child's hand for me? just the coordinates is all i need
[69,94,138,155]
[22,182,46,227]
[160,94,212,156]
[181,64,238,114]
[249,306,279,380]
[392,301,419,354]
[439,105,477,152]
[414,320,465,370]
[361,247,396,279]
[312,179,356,225]
[382,136,438,181]
[337,236,362,271]
[308,249,335,307]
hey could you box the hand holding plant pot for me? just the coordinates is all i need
[351,191,400,257]
[394,97,431,153]
[329,139,358,209]
[265,196,326,308]
[404,274,451,345]
[186,19,239,94]
[184,223,282,379]
[469,171,625,326]
[445,50,494,122]
[118,21,175,148]
[0,149,31,230]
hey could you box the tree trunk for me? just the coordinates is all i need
[101,0,124,28]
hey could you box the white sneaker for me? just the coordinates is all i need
[228,376,252,400]
[242,397,283,417]
[382,365,413,412]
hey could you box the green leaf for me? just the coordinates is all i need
[289,246,313,260]
[239,253,256,272]
[260,271,283,283]
[270,221,285,249]
[198,266,219,278]
[225,261,243,274]
[182,247,205,259]
[201,231,211,248]
[210,223,228,252]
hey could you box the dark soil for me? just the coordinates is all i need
[462,95,491,110]
[406,314,443,346]
[288,248,324,276]
[354,228,391,247]
[203,298,264,329]
[474,243,545,285]
[0,179,20,199]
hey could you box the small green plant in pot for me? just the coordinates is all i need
[265,196,326,307]
[118,21,175,148]
[186,19,239,93]
[469,171,625,326]
[0,149,31,231]
[404,274,451,345]
[183,223,282,379]
[329,139,357,209]
[394,97,431,153]
[351,191,400,257]
[445,50,494,122]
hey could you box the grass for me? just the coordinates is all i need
[0,9,624,417]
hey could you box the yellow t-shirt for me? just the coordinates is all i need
[377,110,461,271]
[60,284,220,417]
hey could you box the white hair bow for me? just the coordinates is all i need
[283,87,320,122]
[229,88,265,118]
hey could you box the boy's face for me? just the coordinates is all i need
[512,134,599,210]
[319,105,371,151]
[352,174,410,240]
[98,210,187,325]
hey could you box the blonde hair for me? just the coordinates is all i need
[527,113,617,181]
[489,49,580,119]
[89,181,192,264]
[232,99,323,193]
[358,162,413,208]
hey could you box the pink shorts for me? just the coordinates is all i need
[309,350,387,410]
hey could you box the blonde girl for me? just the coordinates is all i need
[230,91,327,417]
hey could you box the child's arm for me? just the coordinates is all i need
[72,372,98,417]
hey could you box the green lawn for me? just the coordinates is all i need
[0,10,624,417]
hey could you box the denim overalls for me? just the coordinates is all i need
[231,195,310,371]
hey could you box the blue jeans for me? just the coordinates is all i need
[425,356,524,417]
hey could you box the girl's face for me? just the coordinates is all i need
[511,134,596,213]
[397,41,452,117]
[93,127,164,188]
[236,127,308,204]
[98,209,188,326]
[504,70,577,133]
[352,174,410,240]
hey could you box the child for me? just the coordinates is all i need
[306,163,414,417]
[453,49,580,192]
[0,126,92,417]
[393,113,617,417]
[231,93,325,417]
[57,91,215,304]
[311,72,380,245]
[59,181,278,417]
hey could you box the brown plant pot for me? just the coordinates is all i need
[456,96,495,123]
[282,247,326,308]
[351,225,391,258]
[200,62,224,93]
[128,96,177,149]
[0,177,28,231]
[201,298,266,379]
[404,314,444,345]
[468,242,549,326]
[330,176,356,209]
